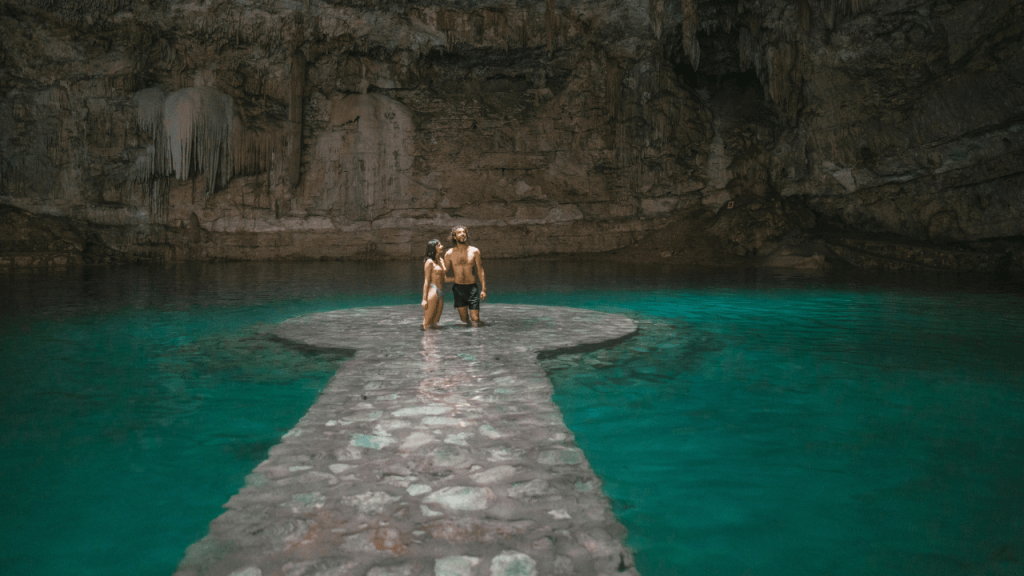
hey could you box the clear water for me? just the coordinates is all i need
[1,262,1022,575]
[539,284,1024,576]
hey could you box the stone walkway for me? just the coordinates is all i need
[175,304,639,576]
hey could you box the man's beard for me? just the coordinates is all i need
[455,238,468,245]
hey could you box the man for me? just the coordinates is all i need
[443,225,486,324]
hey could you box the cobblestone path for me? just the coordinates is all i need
[175,304,639,576]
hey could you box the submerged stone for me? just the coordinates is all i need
[537,448,583,466]
[351,434,395,450]
[366,564,415,576]
[479,425,502,438]
[471,465,517,484]
[329,463,354,474]
[393,406,451,417]
[445,432,472,446]
[422,416,463,427]
[400,431,436,451]
[508,479,552,499]
[430,445,473,468]
[347,491,401,515]
[374,420,412,433]
[290,492,325,510]
[424,486,494,511]
[574,480,595,493]
[420,505,444,517]
[488,448,525,462]
[490,551,537,576]
[435,555,480,576]
[407,484,432,496]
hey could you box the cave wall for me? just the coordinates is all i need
[767,0,1024,267]
[1,0,1021,270]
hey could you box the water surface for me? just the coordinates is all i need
[1,262,1021,575]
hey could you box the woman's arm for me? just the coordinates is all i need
[422,259,432,306]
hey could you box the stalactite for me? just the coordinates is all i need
[232,122,280,177]
[37,86,70,109]
[34,88,71,161]
[738,26,758,73]
[820,0,879,29]
[150,178,164,223]
[132,85,283,199]
[163,86,234,195]
[544,0,557,55]
[132,87,167,176]
[823,3,836,29]
[491,8,510,47]
[131,87,223,195]
[606,58,623,119]
[130,144,157,185]
[287,48,306,190]
[681,0,700,71]
[635,60,663,106]
[615,123,633,166]
[519,7,530,49]
[799,0,812,32]
[649,0,666,39]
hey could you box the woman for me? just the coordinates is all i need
[421,239,446,329]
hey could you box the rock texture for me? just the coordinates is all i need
[176,304,639,576]
[1,0,1022,271]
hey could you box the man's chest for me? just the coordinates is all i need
[449,251,473,266]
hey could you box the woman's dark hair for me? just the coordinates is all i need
[425,239,441,262]
[450,225,469,243]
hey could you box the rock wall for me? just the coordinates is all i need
[1,0,1021,271]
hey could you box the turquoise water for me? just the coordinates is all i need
[0,264,414,575]
[1,262,1022,575]
[540,287,1024,576]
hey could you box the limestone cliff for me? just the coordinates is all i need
[1,0,1021,272]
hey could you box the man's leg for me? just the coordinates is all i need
[453,284,471,324]
[468,283,481,323]
[431,297,444,325]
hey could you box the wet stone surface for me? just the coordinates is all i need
[175,304,639,576]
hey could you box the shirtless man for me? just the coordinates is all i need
[443,225,487,324]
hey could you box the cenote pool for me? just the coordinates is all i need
[1,261,1022,575]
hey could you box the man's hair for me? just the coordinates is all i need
[450,225,469,243]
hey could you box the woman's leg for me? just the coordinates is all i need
[423,289,439,329]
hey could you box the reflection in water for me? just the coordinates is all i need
[418,328,477,412]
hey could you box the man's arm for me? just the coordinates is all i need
[474,249,486,299]
[443,249,455,282]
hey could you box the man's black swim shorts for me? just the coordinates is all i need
[452,283,481,310]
